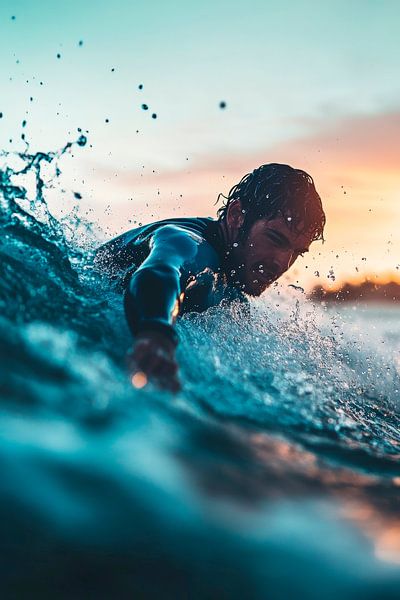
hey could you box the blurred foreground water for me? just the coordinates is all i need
[0,142,399,598]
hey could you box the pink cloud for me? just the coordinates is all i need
[95,109,400,192]
[92,109,400,279]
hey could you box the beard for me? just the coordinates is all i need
[225,231,279,296]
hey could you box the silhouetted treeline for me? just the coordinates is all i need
[309,280,400,303]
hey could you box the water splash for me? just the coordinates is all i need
[0,139,399,597]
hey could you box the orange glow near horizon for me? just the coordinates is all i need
[87,111,400,291]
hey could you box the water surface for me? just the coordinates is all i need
[0,143,399,598]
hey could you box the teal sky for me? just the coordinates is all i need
[1,0,399,166]
[1,1,399,286]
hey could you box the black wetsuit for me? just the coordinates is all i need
[95,217,247,345]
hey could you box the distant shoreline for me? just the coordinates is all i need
[309,281,400,304]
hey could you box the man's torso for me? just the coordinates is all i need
[95,217,247,314]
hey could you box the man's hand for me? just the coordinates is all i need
[127,331,181,392]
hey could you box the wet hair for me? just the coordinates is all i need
[216,163,325,242]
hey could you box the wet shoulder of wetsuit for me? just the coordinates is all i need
[95,217,238,345]
[94,217,221,279]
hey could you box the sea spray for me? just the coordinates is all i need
[178,287,400,472]
[0,139,399,597]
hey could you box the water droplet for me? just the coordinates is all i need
[327,268,335,281]
[233,242,238,247]
[77,135,87,147]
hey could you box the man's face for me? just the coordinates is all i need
[230,216,313,296]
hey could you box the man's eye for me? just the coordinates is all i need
[267,232,284,247]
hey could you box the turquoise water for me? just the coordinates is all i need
[0,142,399,598]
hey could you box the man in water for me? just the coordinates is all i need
[95,163,325,391]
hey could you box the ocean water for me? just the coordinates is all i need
[0,142,399,599]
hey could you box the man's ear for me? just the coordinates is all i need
[226,200,244,233]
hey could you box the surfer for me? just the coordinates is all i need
[95,163,325,391]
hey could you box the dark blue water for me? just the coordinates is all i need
[1,141,399,598]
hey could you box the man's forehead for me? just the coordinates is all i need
[263,216,312,246]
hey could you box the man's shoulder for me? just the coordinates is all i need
[94,217,221,274]
[149,217,217,240]
[102,217,216,246]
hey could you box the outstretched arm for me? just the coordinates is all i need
[124,225,201,391]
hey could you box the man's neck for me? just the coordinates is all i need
[215,218,239,286]
[216,218,232,255]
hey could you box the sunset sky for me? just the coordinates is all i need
[1,0,399,289]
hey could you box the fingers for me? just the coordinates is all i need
[127,343,181,392]
[136,353,176,378]
[161,375,181,393]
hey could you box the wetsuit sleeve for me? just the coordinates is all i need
[123,225,201,345]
